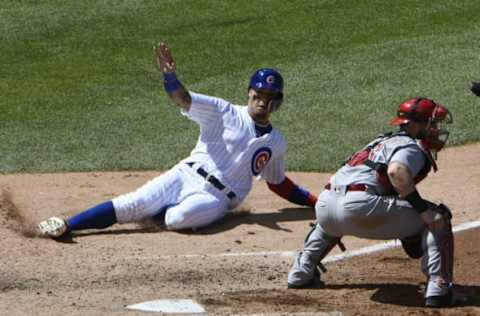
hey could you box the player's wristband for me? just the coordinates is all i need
[404,189,429,213]
[289,186,317,207]
[163,73,180,93]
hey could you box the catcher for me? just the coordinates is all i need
[287,97,467,308]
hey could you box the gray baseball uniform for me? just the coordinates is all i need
[288,132,454,298]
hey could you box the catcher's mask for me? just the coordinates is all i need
[248,68,284,112]
[390,97,453,158]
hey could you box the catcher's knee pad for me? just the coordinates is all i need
[401,233,424,259]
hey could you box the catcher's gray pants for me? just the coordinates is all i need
[288,185,454,298]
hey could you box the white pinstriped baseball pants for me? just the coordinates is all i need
[112,163,231,230]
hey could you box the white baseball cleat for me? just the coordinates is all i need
[37,217,68,238]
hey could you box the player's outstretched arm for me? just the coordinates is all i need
[155,42,191,110]
[267,177,318,208]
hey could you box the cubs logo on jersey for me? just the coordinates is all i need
[251,147,272,175]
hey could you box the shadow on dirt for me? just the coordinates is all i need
[322,282,480,308]
[63,206,315,239]
[195,206,315,234]
[69,225,164,239]
[371,283,480,308]
[211,284,480,310]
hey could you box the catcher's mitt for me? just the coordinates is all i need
[471,81,480,97]
[435,203,452,220]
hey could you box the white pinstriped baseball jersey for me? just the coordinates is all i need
[182,92,287,203]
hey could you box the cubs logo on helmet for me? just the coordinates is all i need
[249,68,284,95]
[251,147,272,175]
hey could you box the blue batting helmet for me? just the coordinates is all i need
[248,68,284,96]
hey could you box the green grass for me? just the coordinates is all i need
[1,0,480,173]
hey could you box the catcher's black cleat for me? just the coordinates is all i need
[425,287,473,308]
[426,291,453,308]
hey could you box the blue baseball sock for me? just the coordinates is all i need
[66,201,117,232]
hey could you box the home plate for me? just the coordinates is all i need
[126,299,206,313]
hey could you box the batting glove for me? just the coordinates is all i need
[471,81,480,97]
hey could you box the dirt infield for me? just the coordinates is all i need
[1,144,480,315]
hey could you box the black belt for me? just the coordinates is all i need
[324,183,367,192]
[187,163,237,200]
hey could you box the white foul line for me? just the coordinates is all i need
[325,220,480,263]
[124,220,480,262]
[452,220,480,233]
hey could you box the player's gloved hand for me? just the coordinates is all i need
[471,81,480,97]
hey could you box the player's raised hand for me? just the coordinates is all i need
[155,42,176,74]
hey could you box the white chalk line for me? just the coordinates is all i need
[124,220,480,262]
[325,220,480,263]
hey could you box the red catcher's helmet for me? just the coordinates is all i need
[391,97,453,160]
[390,98,441,125]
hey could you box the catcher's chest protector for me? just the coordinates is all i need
[345,132,431,195]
